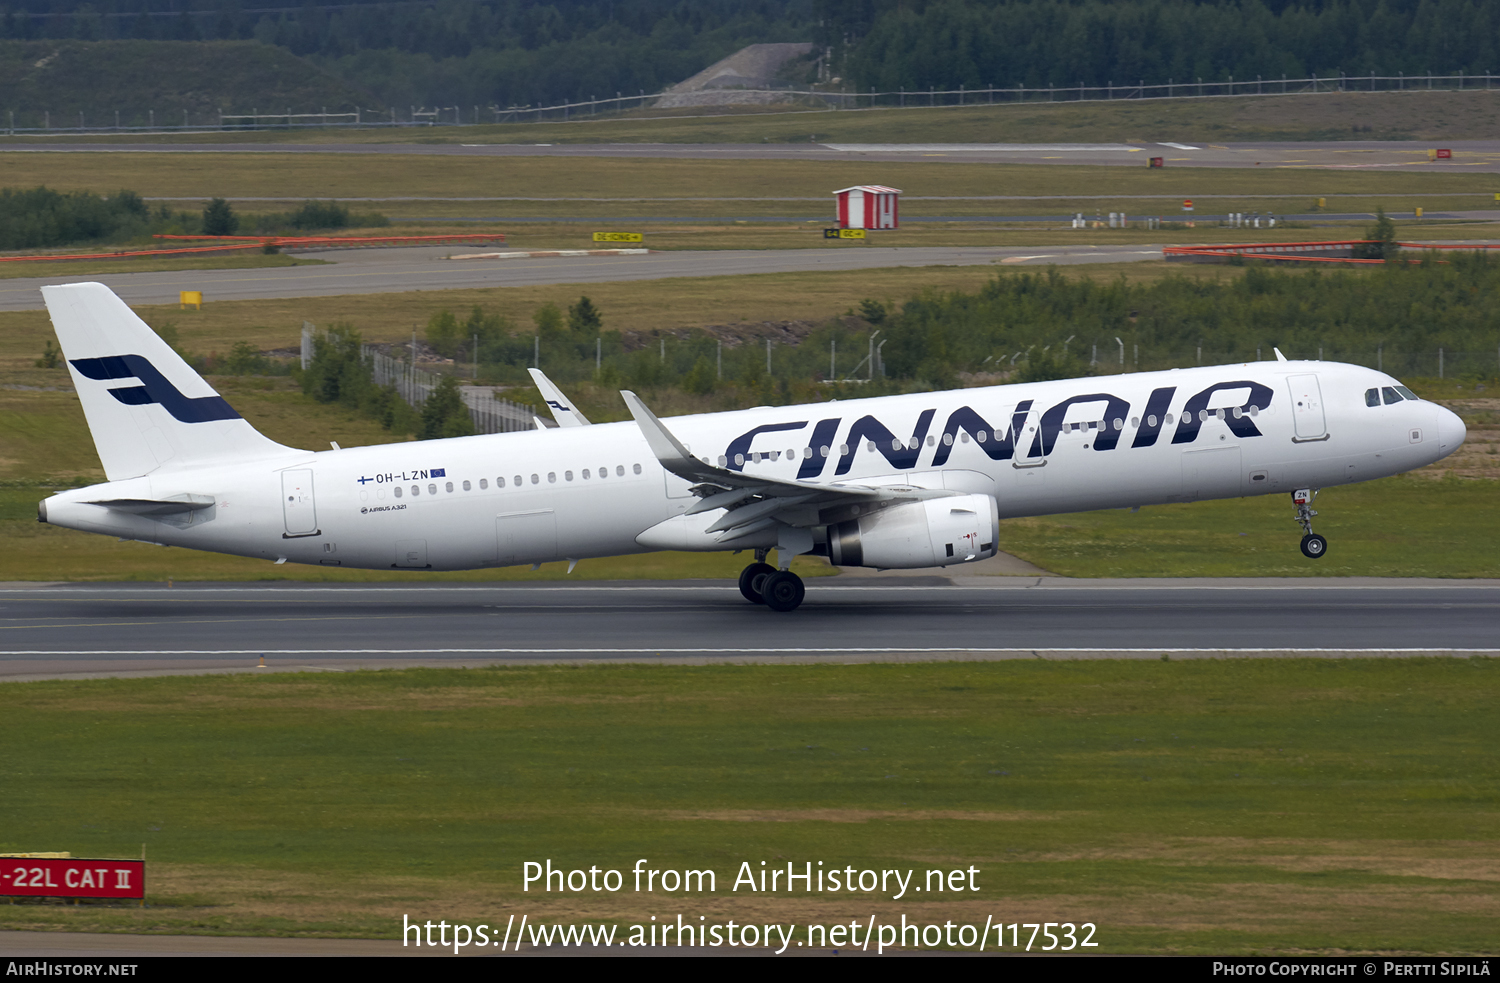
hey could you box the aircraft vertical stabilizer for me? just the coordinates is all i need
[42,282,293,480]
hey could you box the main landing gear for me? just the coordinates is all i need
[739,548,806,612]
[1292,488,1328,559]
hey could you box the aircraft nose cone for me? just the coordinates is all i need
[1437,405,1467,453]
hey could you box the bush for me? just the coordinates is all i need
[299,324,419,433]
[0,186,154,250]
[289,200,349,230]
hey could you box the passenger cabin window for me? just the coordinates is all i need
[445,482,454,493]
[412,485,420,496]
[616,466,625,477]
[393,486,403,498]
[462,480,471,491]
[1365,388,1381,407]
[479,479,488,490]
[632,464,642,475]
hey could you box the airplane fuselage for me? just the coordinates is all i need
[40,360,1463,571]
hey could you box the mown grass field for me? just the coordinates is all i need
[0,253,320,281]
[2,152,1495,211]
[0,660,1494,952]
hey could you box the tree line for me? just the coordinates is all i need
[0,189,386,250]
[0,0,811,109]
[836,0,1500,94]
[3,0,1493,109]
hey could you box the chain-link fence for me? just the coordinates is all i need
[8,71,1499,133]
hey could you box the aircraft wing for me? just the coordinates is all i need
[621,390,952,542]
[528,368,591,427]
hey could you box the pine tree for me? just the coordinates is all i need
[201,197,239,236]
[567,296,603,333]
[419,375,475,440]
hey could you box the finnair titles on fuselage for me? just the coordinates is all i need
[37,283,1465,611]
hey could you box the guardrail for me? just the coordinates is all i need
[0,233,507,265]
[154,233,508,251]
[1163,240,1500,266]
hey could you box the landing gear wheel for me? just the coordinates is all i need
[762,571,806,612]
[738,562,776,604]
[1300,533,1328,559]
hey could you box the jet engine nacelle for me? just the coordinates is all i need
[827,494,999,569]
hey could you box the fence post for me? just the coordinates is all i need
[1439,347,1444,379]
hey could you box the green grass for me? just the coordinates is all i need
[0,253,320,280]
[18,89,1500,145]
[3,152,1495,207]
[1002,474,1500,579]
[0,660,1495,952]
[4,473,1488,582]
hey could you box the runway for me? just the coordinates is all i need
[11,139,1500,171]
[1,578,1494,681]
[0,244,1165,312]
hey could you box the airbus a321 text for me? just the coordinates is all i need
[36,283,1466,611]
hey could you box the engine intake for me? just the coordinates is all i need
[827,494,999,569]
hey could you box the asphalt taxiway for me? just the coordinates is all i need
[11,139,1500,171]
[1,578,1494,681]
[0,244,1166,312]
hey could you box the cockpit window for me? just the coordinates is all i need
[1365,388,1381,407]
[1394,385,1419,401]
[1381,386,1402,405]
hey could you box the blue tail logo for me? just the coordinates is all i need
[69,355,241,423]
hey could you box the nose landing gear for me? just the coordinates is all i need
[738,547,806,611]
[1292,488,1327,559]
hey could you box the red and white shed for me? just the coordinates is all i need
[834,185,901,230]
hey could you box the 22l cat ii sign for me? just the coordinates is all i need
[1,858,144,899]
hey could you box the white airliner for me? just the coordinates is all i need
[37,282,1466,611]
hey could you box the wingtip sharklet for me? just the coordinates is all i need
[621,390,694,464]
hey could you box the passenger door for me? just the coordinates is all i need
[1287,374,1328,442]
[281,469,319,537]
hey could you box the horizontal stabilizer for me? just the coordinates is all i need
[87,496,215,516]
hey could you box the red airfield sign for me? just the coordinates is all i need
[1,858,144,899]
